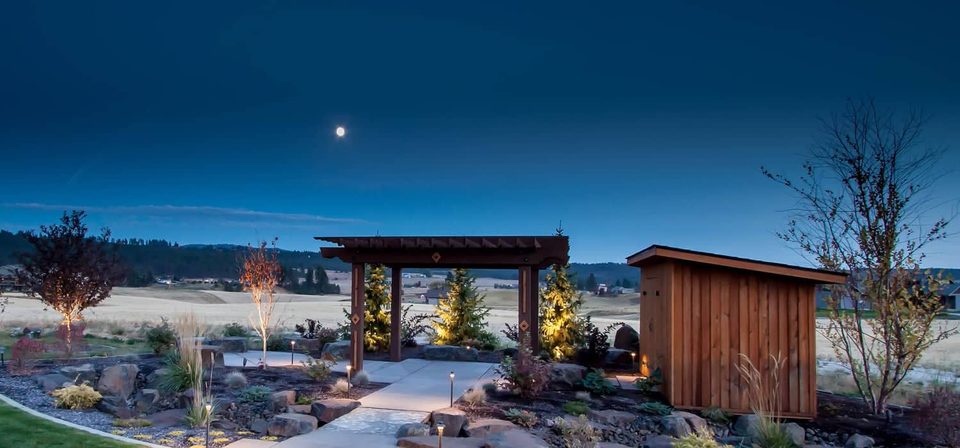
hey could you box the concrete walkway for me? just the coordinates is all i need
[225,359,497,448]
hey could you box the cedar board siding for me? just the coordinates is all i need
[638,259,818,419]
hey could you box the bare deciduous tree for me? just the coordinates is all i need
[763,98,957,414]
[18,211,124,357]
[239,238,283,367]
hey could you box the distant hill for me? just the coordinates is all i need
[2,229,955,287]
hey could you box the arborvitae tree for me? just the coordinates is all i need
[303,267,315,291]
[540,261,583,361]
[316,266,332,293]
[363,264,392,352]
[585,273,598,292]
[433,268,490,345]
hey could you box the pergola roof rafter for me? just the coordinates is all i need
[316,235,568,269]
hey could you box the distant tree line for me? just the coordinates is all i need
[281,265,340,294]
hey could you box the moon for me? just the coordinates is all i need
[336,126,346,137]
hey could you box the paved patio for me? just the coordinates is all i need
[224,358,496,448]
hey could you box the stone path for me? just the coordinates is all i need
[224,359,496,448]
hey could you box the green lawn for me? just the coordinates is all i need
[0,400,135,447]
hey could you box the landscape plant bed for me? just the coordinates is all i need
[0,354,385,447]
[456,382,936,447]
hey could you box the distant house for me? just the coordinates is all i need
[815,286,869,310]
[596,283,608,295]
[942,282,960,312]
[419,286,448,305]
[0,265,26,292]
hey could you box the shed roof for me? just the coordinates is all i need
[626,245,847,284]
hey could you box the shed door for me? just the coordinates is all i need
[639,265,665,377]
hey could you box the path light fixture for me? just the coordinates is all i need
[631,352,637,371]
[204,400,213,448]
[290,340,296,365]
[0,346,5,367]
[437,421,445,448]
[346,365,352,395]
[449,372,455,407]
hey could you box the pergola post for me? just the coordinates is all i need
[350,262,365,372]
[518,265,539,355]
[390,266,402,362]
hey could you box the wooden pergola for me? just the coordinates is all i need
[317,235,570,371]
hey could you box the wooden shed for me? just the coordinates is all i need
[626,245,847,419]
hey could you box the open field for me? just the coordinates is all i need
[1,283,958,375]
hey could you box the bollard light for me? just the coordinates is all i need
[449,372,455,407]
[290,340,296,365]
[631,352,637,371]
[204,400,213,448]
[437,420,445,448]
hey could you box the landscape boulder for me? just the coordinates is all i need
[267,413,318,436]
[320,341,350,361]
[178,388,197,409]
[613,325,639,354]
[733,414,761,438]
[589,409,637,426]
[550,363,587,389]
[288,404,312,414]
[845,434,875,448]
[60,364,97,384]
[783,422,805,446]
[250,419,270,434]
[661,411,706,438]
[431,407,468,436]
[199,345,225,368]
[396,423,432,438]
[34,373,72,392]
[97,364,139,399]
[310,399,360,423]
[463,419,517,438]
[97,395,137,419]
[604,348,632,367]
[642,435,678,448]
[423,345,479,362]
[271,390,296,412]
[145,368,169,390]
[482,429,550,448]
[146,409,188,428]
[135,388,161,413]
[206,337,248,353]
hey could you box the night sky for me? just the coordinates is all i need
[1,1,958,265]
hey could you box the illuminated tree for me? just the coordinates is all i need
[764,98,956,414]
[18,211,124,357]
[433,268,490,345]
[540,261,583,360]
[239,239,283,366]
[363,264,391,352]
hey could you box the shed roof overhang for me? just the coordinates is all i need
[317,236,569,269]
[627,245,848,284]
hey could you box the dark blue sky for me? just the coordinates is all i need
[2,1,958,265]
